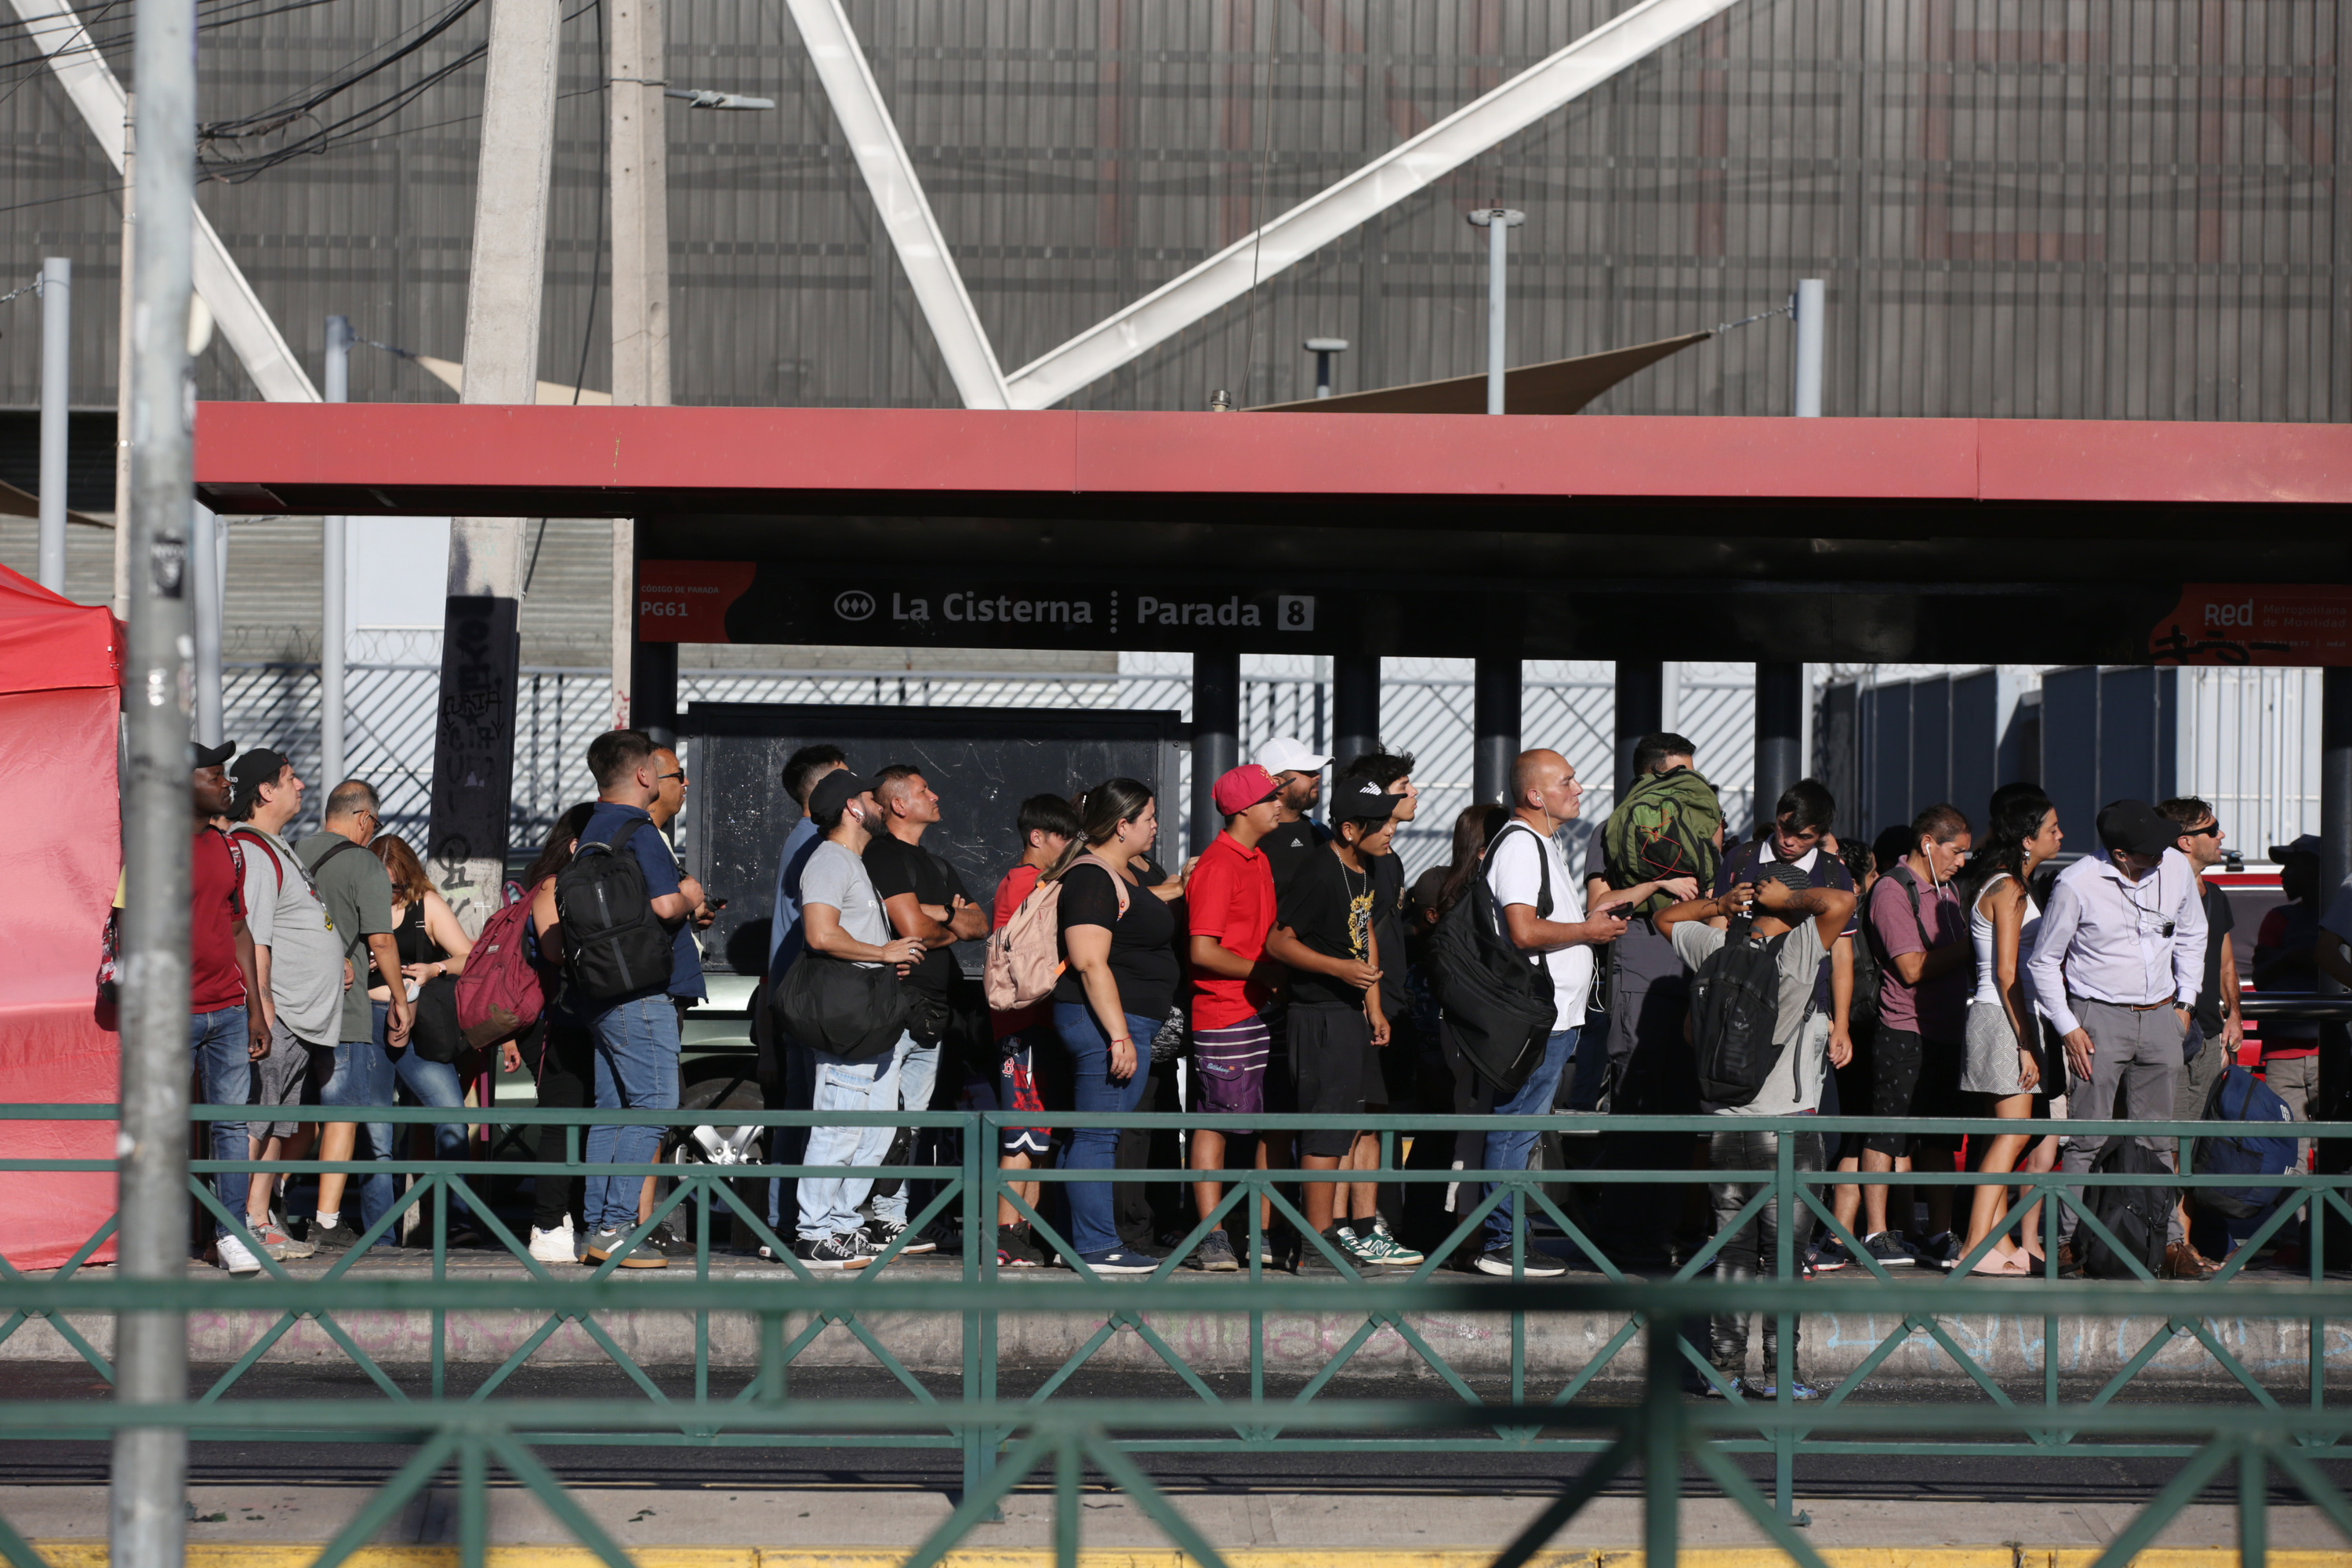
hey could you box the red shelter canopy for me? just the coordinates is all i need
[0,561,122,1271]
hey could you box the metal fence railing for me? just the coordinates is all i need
[1,1104,2347,1568]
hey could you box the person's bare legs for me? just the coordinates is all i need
[248,1127,311,1227]
[1860,1148,1898,1236]
[1190,1128,1228,1223]
[998,1150,1036,1227]
[1962,1093,2034,1265]
[1918,1144,1958,1237]
[2013,1134,2058,1257]
[314,1122,356,1218]
[1301,1154,1345,1234]
[1831,1152,1863,1243]
[1341,1127,1381,1225]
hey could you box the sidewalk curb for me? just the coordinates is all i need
[25,1545,2343,1567]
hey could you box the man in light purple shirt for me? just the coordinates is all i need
[2027,799,2208,1265]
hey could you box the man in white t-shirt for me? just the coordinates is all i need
[1468,748,1632,1277]
[1657,862,1853,1397]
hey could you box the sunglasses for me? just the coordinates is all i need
[656,771,687,783]
[2182,822,2222,837]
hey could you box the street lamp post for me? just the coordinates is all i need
[1466,207,1525,415]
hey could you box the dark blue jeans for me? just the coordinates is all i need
[1483,1026,1578,1250]
[389,1029,477,1225]
[584,993,682,1236]
[1051,1002,1157,1258]
[315,1006,396,1241]
[189,1006,253,1238]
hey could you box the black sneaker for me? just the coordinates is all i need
[1186,1229,1240,1272]
[1860,1231,1918,1269]
[794,1232,873,1271]
[1917,1230,1962,1269]
[641,1219,691,1256]
[864,1217,937,1255]
[307,1218,365,1254]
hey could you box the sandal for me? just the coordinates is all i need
[1967,1251,2033,1277]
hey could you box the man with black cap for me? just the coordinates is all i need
[2252,832,2326,1133]
[2028,798,2209,1272]
[188,742,269,1270]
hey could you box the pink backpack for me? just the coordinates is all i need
[982,855,1127,1012]
[455,895,546,1047]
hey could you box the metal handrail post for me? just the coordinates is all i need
[962,1112,986,1503]
[1773,1127,1800,1523]
[1642,1313,1682,1562]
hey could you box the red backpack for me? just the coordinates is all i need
[455,895,546,1047]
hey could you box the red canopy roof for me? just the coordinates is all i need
[0,560,119,695]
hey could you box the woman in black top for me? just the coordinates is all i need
[1046,778,1178,1273]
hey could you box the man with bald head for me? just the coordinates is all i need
[1457,749,1632,1276]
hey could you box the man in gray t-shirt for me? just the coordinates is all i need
[789,771,923,1269]
[1657,863,1857,1396]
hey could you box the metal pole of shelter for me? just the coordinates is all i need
[321,315,350,789]
[1472,657,1520,806]
[191,503,222,745]
[2318,668,2352,1199]
[1616,661,1664,793]
[1192,652,1240,860]
[37,256,70,592]
[110,0,197,1558]
[1467,209,1525,416]
[1331,655,1380,775]
[1754,662,1803,834]
[1792,278,1824,418]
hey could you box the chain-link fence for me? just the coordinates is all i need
[223,662,1761,879]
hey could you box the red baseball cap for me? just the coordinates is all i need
[1211,764,1281,816]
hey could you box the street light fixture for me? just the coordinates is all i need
[1304,337,1348,399]
[666,87,775,110]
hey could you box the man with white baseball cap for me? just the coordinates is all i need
[1254,736,1331,893]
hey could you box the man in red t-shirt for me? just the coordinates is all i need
[189,742,270,1271]
[1181,764,1288,1272]
[987,793,1082,1266]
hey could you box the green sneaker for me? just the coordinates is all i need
[1352,1219,1425,1266]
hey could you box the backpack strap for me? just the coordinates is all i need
[1490,820,1553,920]
[1887,862,1936,949]
[209,824,245,887]
[1080,852,1132,918]
[307,837,365,875]
[228,826,286,891]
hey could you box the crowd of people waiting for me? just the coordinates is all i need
[172,722,2344,1387]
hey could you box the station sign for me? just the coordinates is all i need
[636,560,1473,653]
[2147,584,2352,666]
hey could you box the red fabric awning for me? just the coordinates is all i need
[0,559,119,695]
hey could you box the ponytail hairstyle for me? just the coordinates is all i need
[1955,786,2053,908]
[1040,777,1156,884]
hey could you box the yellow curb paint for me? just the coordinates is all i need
[24,1548,2318,1568]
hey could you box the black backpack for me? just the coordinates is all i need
[1690,928,1804,1107]
[554,817,677,1005]
[1427,824,1555,1094]
[2079,1137,2176,1279]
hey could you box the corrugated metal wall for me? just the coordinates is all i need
[1,0,2343,418]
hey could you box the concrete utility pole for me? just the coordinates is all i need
[1791,278,1824,418]
[110,9,196,1567]
[1466,207,1524,416]
[609,0,672,732]
[110,93,133,618]
[37,256,69,592]
[321,316,351,788]
[428,0,561,927]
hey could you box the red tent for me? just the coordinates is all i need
[0,561,122,1271]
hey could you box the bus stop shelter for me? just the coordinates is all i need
[194,402,2352,861]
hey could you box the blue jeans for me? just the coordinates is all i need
[389,1038,477,1224]
[797,1037,905,1240]
[321,1010,397,1240]
[189,1007,253,1238]
[1483,1027,1578,1250]
[870,1034,941,1225]
[583,993,682,1236]
[1052,1003,1157,1258]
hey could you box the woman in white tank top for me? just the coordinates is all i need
[1951,789,2066,1274]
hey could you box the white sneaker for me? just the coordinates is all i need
[528,1218,578,1264]
[216,1233,262,1275]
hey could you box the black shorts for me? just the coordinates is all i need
[1863,1026,1922,1158]
[1286,1004,1373,1158]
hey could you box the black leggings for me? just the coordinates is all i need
[523,1021,597,1229]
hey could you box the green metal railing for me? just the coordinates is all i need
[1,1102,2347,1568]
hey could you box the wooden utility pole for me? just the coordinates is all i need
[608,0,670,732]
[427,0,561,929]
